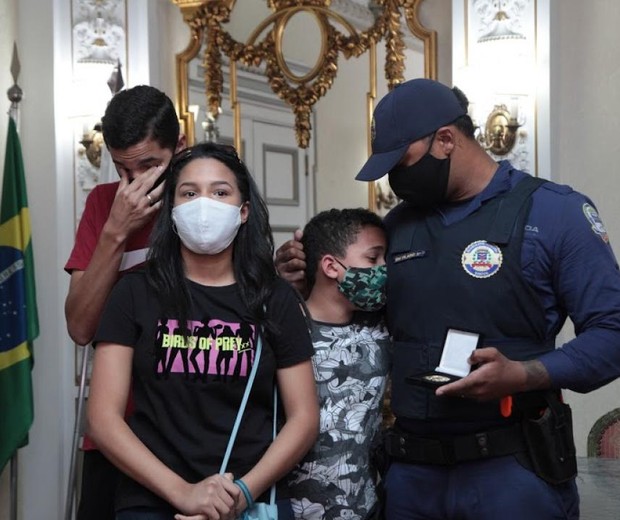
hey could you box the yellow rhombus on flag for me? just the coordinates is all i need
[0,115,39,472]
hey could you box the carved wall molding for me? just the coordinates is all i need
[72,0,126,65]
[473,0,528,39]
[189,56,313,113]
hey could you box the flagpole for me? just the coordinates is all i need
[7,40,23,520]
[9,453,18,520]
[64,345,91,520]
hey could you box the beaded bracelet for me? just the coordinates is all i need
[234,478,255,509]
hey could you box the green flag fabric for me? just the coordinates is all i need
[0,116,38,472]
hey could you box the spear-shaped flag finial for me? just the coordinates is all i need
[7,42,23,106]
[107,58,125,96]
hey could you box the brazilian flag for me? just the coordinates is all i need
[0,116,38,471]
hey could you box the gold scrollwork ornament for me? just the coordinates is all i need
[171,0,436,149]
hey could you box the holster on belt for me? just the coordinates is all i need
[514,390,577,485]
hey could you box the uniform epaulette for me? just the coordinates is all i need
[538,181,573,196]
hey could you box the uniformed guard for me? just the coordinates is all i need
[351,78,620,520]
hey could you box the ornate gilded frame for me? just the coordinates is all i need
[171,0,437,211]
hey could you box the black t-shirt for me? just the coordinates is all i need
[93,272,313,511]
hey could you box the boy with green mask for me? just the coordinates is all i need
[289,208,391,520]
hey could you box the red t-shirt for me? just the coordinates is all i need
[65,181,155,450]
[65,182,154,274]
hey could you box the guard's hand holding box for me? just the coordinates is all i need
[407,328,482,389]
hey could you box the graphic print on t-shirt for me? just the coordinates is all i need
[154,317,256,381]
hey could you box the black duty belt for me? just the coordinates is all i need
[385,423,527,465]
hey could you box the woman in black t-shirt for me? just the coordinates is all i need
[87,143,319,520]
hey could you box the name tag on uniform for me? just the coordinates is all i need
[393,250,427,263]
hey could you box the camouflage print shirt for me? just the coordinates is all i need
[289,314,391,520]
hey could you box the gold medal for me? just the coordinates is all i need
[423,374,450,383]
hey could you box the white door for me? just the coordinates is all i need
[250,120,314,250]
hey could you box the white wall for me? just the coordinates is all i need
[549,0,620,456]
[314,52,376,212]
[549,0,620,226]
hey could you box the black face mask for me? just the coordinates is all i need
[388,139,450,208]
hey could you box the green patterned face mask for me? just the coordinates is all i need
[335,259,387,312]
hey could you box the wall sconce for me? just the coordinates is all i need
[79,122,104,168]
[456,0,534,170]
[474,102,523,156]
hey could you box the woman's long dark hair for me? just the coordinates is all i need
[146,142,277,331]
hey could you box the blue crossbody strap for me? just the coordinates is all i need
[219,333,278,506]
[268,387,277,505]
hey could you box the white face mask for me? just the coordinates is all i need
[172,197,242,255]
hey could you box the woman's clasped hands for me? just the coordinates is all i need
[174,473,245,520]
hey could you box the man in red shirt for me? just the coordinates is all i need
[64,85,185,520]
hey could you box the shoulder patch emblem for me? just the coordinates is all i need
[462,240,503,279]
[582,203,609,243]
